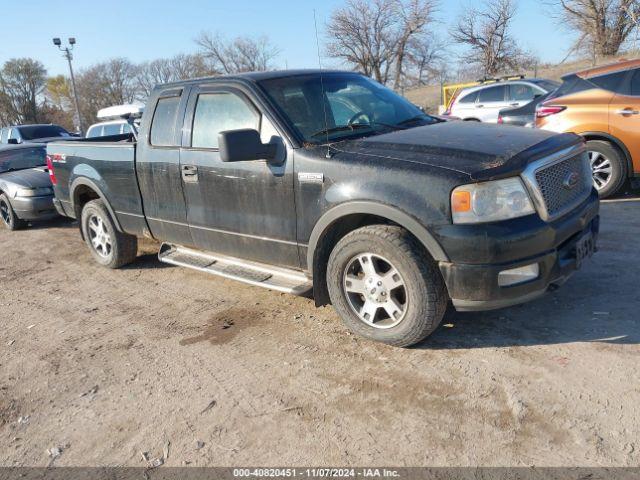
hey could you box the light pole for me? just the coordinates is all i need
[53,37,83,134]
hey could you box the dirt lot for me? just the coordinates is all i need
[1,198,639,467]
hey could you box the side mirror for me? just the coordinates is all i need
[218,129,277,163]
[7,138,18,144]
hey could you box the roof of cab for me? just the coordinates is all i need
[152,69,354,91]
[572,58,640,79]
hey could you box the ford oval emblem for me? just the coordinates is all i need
[563,171,580,190]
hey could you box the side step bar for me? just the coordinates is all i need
[158,244,313,295]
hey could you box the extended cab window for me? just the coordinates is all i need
[150,95,181,146]
[191,93,259,149]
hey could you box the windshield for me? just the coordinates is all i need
[258,73,437,144]
[18,125,71,140]
[0,147,46,173]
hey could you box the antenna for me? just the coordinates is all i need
[314,9,331,158]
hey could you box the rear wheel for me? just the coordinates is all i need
[326,225,448,347]
[586,140,627,198]
[81,199,137,268]
[0,194,25,231]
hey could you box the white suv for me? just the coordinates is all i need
[448,79,559,123]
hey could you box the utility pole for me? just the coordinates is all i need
[53,37,83,134]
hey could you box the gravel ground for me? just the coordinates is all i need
[0,198,638,467]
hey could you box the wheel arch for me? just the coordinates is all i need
[307,202,448,306]
[580,131,633,178]
[70,177,123,234]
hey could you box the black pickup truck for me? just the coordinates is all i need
[46,70,599,347]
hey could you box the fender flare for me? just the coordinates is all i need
[306,201,448,274]
[70,177,123,232]
[580,131,634,177]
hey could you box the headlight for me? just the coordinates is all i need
[451,177,535,224]
[15,187,53,197]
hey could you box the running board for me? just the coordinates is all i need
[158,244,312,295]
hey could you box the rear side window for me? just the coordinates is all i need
[86,125,102,138]
[0,128,8,143]
[628,69,640,96]
[150,95,181,146]
[509,84,535,102]
[103,123,122,136]
[589,71,629,93]
[478,85,506,102]
[457,90,478,104]
[191,92,259,149]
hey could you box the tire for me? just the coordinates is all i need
[586,140,627,198]
[80,199,137,269]
[0,193,25,231]
[326,225,448,347]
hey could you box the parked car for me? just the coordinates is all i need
[86,120,134,138]
[0,144,58,230]
[0,124,74,144]
[498,92,552,127]
[46,70,599,347]
[86,104,143,138]
[536,58,640,198]
[448,79,560,123]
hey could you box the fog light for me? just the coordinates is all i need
[498,263,539,287]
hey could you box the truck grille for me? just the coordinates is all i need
[522,146,592,221]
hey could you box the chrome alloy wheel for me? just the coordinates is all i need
[88,214,113,258]
[589,150,613,191]
[342,253,408,329]
[0,200,10,226]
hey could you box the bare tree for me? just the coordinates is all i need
[136,54,213,99]
[195,32,280,73]
[326,0,438,87]
[0,58,47,125]
[392,0,438,88]
[452,0,530,77]
[555,0,640,58]
[405,35,445,86]
[71,58,139,125]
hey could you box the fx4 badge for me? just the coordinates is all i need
[298,172,324,184]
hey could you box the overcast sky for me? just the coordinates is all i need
[3,0,583,76]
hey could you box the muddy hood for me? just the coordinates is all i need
[335,121,582,181]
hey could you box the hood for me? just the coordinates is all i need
[0,167,52,188]
[334,121,582,181]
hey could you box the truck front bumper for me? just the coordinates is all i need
[12,195,59,221]
[436,190,600,312]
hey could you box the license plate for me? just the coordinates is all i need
[574,232,595,269]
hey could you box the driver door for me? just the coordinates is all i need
[179,85,299,268]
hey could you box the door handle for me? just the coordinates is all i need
[615,108,640,116]
[181,165,198,182]
[476,104,484,108]
[509,103,519,106]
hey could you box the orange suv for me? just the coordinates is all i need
[536,59,640,197]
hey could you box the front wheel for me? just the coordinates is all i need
[80,199,137,269]
[326,225,448,347]
[586,140,627,198]
[0,194,25,231]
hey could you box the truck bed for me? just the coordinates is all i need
[46,134,148,235]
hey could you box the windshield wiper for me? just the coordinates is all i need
[310,123,373,139]
[396,114,430,127]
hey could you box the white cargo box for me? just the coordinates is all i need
[97,104,144,121]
